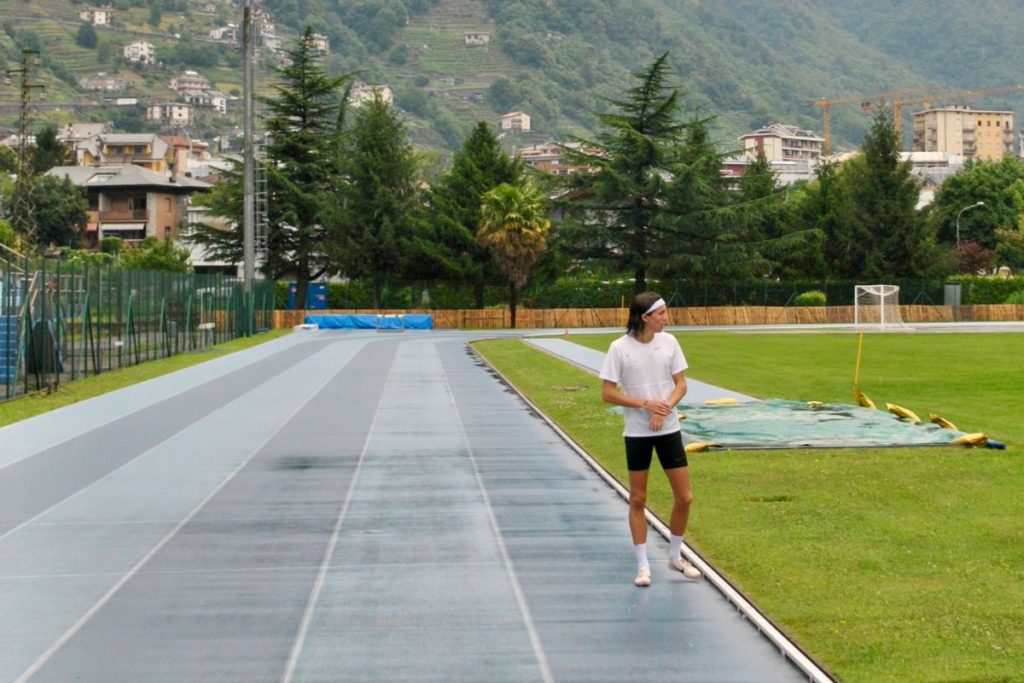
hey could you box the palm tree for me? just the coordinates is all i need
[477,181,551,328]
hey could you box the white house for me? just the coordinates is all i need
[147,102,194,126]
[349,84,394,107]
[123,40,156,65]
[79,7,112,25]
[170,70,211,92]
[500,111,531,132]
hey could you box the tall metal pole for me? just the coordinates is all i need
[242,0,256,295]
[5,49,44,249]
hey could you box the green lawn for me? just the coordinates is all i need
[473,332,1024,683]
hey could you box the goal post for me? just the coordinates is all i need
[854,284,905,329]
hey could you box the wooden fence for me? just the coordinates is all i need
[273,304,1024,330]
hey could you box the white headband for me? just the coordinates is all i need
[644,298,666,315]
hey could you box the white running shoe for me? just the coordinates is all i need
[634,566,651,587]
[669,556,702,579]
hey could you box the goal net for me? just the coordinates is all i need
[854,284,905,329]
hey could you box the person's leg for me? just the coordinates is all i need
[656,433,701,579]
[664,465,694,537]
[628,468,652,586]
[628,468,650,546]
[624,437,654,586]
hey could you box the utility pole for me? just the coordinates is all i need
[242,0,256,296]
[4,49,45,249]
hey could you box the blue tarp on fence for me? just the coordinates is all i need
[304,314,434,330]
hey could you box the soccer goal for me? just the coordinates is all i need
[854,284,906,330]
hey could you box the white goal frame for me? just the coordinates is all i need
[854,284,905,330]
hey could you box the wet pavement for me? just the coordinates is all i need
[0,329,812,682]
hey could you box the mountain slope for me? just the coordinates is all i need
[5,0,1024,154]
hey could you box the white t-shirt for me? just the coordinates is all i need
[600,332,687,437]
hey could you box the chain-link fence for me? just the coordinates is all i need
[1,251,276,402]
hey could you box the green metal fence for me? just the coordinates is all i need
[1,253,276,402]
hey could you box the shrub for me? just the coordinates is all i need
[793,290,826,306]
[1004,290,1024,305]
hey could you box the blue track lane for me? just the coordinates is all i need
[0,330,809,683]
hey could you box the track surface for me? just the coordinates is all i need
[0,330,808,682]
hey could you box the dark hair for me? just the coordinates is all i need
[626,291,663,336]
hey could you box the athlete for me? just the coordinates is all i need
[600,292,702,587]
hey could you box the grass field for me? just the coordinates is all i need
[473,331,1024,683]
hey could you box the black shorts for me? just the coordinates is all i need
[624,431,688,472]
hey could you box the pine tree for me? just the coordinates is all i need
[330,94,420,308]
[425,121,522,306]
[838,109,935,278]
[557,52,689,293]
[188,28,353,308]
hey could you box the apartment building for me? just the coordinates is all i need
[912,106,1014,161]
[738,123,824,163]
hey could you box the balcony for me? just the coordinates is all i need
[99,209,148,222]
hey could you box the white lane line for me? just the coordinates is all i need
[13,351,347,683]
[474,347,835,683]
[0,333,310,473]
[280,370,389,683]
[440,359,555,683]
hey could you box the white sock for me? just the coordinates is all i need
[669,534,683,560]
[634,543,649,569]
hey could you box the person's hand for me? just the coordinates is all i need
[645,398,672,416]
[649,412,665,431]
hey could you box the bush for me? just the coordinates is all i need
[793,290,827,306]
[1004,290,1024,305]
[949,274,1024,304]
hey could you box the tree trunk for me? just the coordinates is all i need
[634,265,647,294]
[509,281,518,329]
[474,280,485,309]
[373,278,382,310]
[294,273,309,310]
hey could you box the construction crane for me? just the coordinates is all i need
[807,84,1024,155]
[807,87,932,155]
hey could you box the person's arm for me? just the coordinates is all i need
[645,371,687,431]
[601,380,650,410]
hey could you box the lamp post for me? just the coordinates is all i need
[955,201,985,252]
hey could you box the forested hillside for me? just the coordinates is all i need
[5,0,1024,153]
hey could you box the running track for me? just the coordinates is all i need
[0,329,810,682]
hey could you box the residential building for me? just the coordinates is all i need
[465,32,490,45]
[79,7,112,25]
[912,106,1014,161]
[209,24,238,43]
[518,141,597,176]
[500,111,531,133]
[46,165,210,248]
[170,70,211,92]
[349,84,394,107]
[147,102,195,127]
[739,123,824,164]
[79,72,132,92]
[73,132,170,172]
[721,156,816,186]
[181,89,227,115]
[123,40,156,65]
[310,32,330,53]
[900,150,965,188]
[57,122,111,155]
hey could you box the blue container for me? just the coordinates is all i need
[287,282,328,310]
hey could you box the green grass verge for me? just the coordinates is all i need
[473,333,1024,683]
[0,329,291,428]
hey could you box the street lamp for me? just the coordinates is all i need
[956,201,985,252]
